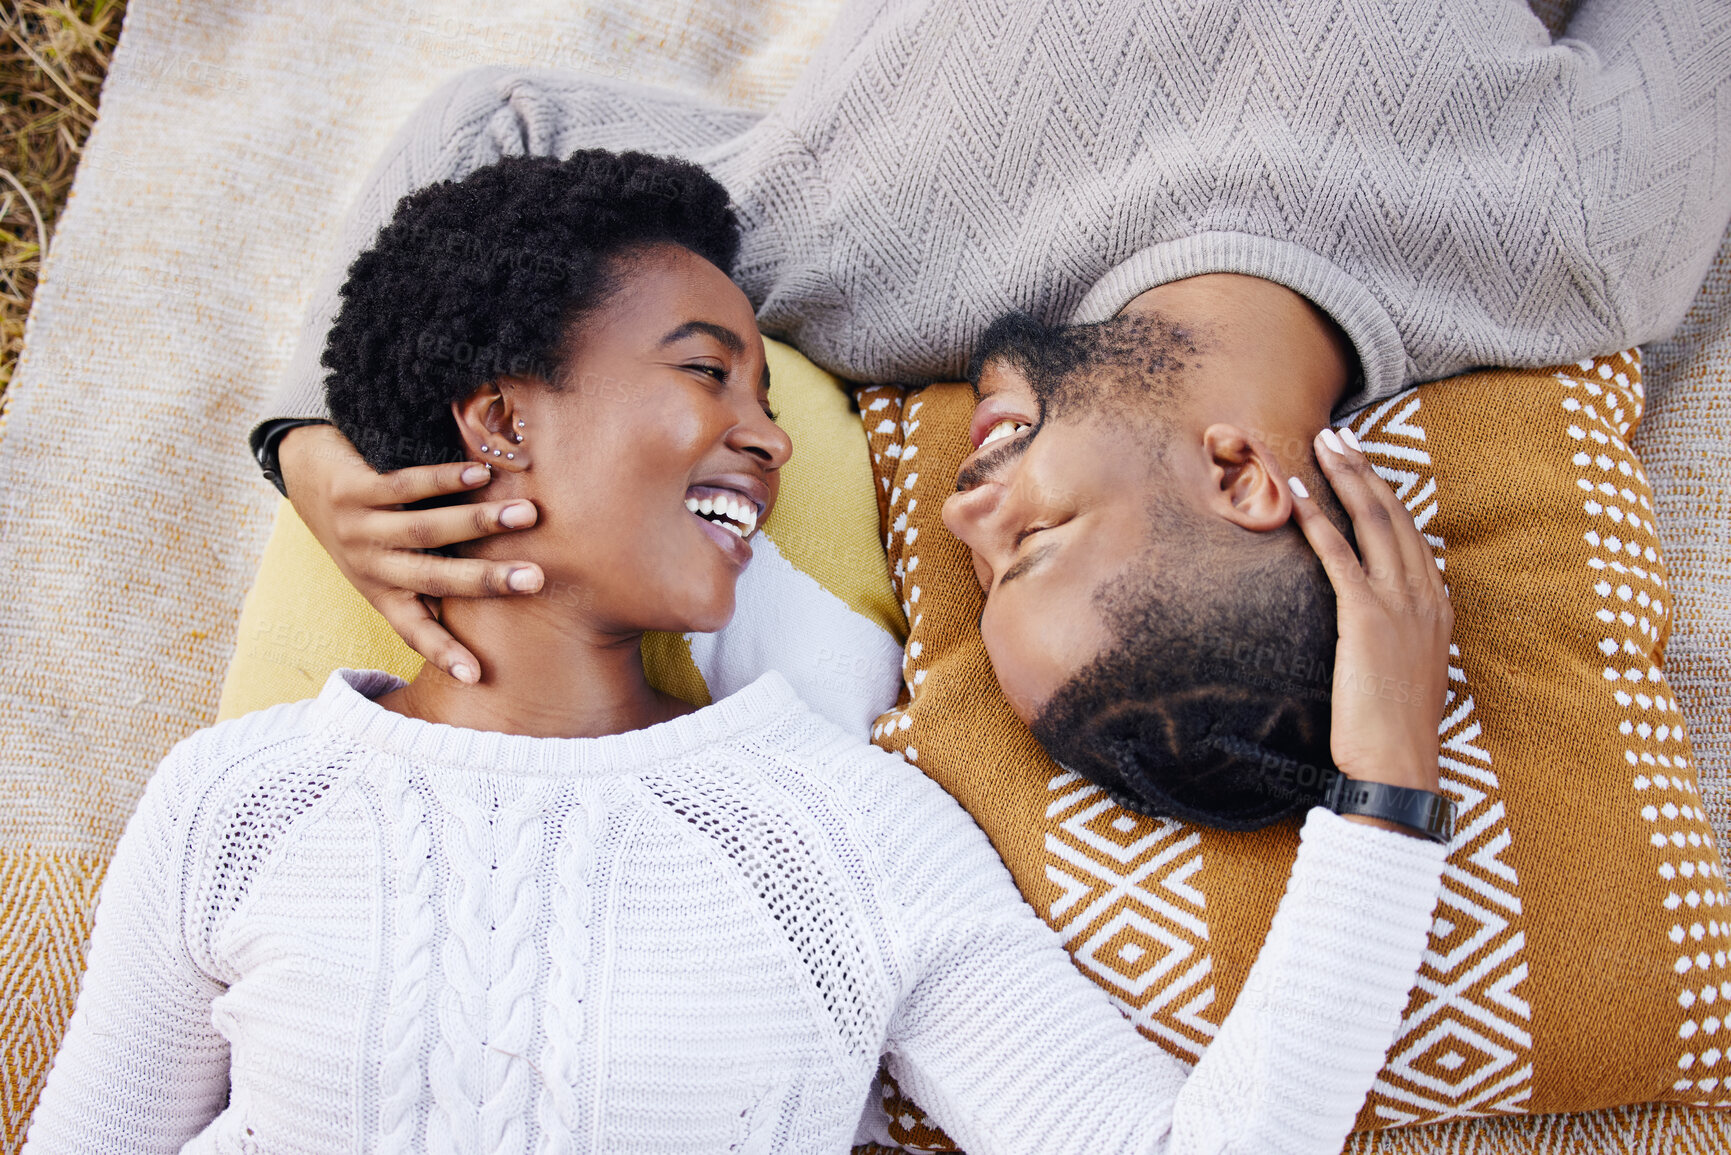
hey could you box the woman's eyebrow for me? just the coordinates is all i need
[659,319,744,354]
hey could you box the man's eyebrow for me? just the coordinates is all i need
[955,430,1033,492]
[659,320,745,354]
[998,541,1058,587]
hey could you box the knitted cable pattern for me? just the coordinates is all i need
[380,762,438,1151]
[429,772,547,1154]
[537,784,602,1154]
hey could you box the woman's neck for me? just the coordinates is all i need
[376,594,694,739]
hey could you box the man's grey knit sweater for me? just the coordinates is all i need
[271,0,1731,421]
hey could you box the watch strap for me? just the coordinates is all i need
[1322,775,1455,844]
[250,417,330,497]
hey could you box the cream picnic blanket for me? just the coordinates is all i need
[0,0,1727,1151]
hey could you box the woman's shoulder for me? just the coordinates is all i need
[148,674,386,840]
[155,696,326,797]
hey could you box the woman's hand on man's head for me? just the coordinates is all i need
[1286,426,1453,800]
[276,423,544,683]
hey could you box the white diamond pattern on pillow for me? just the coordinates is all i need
[1340,395,1536,1126]
[1043,773,1218,1062]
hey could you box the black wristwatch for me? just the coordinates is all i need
[250,418,330,497]
[1322,774,1455,844]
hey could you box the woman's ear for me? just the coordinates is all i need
[1200,423,1292,532]
[451,378,532,473]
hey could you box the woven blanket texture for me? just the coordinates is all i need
[0,0,1728,1151]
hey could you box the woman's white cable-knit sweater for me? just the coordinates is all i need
[26,670,1446,1155]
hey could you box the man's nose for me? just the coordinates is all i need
[941,482,999,550]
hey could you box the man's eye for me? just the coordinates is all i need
[687,363,727,381]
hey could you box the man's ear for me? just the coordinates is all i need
[451,378,532,473]
[1200,423,1292,532]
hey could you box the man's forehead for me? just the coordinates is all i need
[972,354,1035,398]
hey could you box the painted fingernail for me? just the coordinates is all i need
[451,662,477,684]
[1288,476,1310,500]
[1340,427,1362,451]
[499,502,535,528]
[507,567,541,592]
[461,465,489,485]
[1319,428,1345,455]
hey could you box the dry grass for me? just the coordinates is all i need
[0,0,125,399]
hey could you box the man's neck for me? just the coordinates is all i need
[1117,273,1352,466]
[377,594,692,739]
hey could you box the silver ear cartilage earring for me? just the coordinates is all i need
[506,453,515,460]
[516,420,525,428]
[492,449,502,457]
[480,444,490,453]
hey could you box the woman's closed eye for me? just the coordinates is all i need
[685,360,778,422]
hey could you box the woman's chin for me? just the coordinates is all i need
[669,588,738,636]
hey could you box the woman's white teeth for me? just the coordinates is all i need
[981,419,1027,448]
[686,492,758,537]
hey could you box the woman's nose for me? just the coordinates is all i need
[734,407,793,469]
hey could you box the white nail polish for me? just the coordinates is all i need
[1319,428,1344,455]
[1340,427,1362,451]
[1288,476,1310,500]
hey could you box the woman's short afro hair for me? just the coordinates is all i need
[323,150,739,472]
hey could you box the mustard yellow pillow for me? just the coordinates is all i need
[856,352,1731,1147]
[218,338,905,722]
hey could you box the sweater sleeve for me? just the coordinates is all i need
[868,760,1445,1155]
[258,67,760,426]
[1560,0,1731,345]
[22,749,230,1154]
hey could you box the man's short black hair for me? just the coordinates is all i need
[970,311,1343,830]
[323,150,738,473]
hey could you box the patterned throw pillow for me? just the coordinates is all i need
[856,352,1731,1145]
